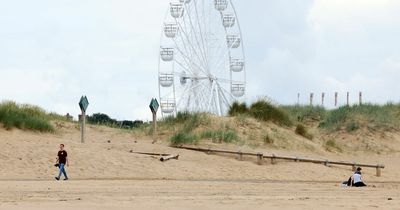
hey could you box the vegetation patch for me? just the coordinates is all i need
[281,105,326,123]
[324,139,343,153]
[170,132,199,145]
[249,100,292,126]
[165,112,210,145]
[228,101,248,116]
[200,129,239,143]
[295,124,313,140]
[229,100,292,126]
[87,113,143,129]
[263,133,274,144]
[0,101,56,132]
[319,103,400,131]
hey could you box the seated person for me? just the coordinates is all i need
[351,167,367,187]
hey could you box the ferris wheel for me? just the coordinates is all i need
[158,0,246,116]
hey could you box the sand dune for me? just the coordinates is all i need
[0,122,399,209]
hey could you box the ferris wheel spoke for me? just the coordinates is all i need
[180,9,205,67]
[176,20,209,73]
[193,0,210,72]
[197,81,213,111]
[182,3,209,71]
[172,32,205,74]
[216,83,234,110]
[174,58,197,75]
[218,82,237,101]
[173,38,208,76]
[216,77,244,84]
[208,41,230,75]
[212,46,234,75]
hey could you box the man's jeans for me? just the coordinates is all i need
[58,163,68,179]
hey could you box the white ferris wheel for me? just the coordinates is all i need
[158,0,246,116]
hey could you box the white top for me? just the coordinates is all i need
[353,173,362,183]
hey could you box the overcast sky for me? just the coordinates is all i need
[0,0,399,121]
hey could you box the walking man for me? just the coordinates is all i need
[55,144,69,181]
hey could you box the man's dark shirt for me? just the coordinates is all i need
[58,150,68,164]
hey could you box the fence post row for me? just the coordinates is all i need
[176,146,384,177]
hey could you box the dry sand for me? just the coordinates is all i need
[1,180,399,210]
[0,123,400,209]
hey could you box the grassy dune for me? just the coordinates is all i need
[2,100,400,153]
[0,101,68,132]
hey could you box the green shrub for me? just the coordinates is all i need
[228,101,248,116]
[320,103,400,130]
[346,121,360,132]
[249,100,292,126]
[164,111,192,124]
[324,139,343,152]
[0,101,54,132]
[163,112,208,133]
[170,132,199,145]
[263,134,274,144]
[281,105,327,122]
[200,129,239,143]
[295,124,313,140]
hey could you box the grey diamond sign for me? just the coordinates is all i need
[149,98,159,114]
[79,96,89,112]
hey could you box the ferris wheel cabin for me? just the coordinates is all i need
[160,99,176,114]
[164,23,179,38]
[159,73,174,88]
[214,0,228,11]
[222,13,236,28]
[170,3,184,18]
[226,35,241,48]
[160,47,174,62]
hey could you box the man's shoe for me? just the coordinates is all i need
[55,177,60,180]
[63,178,69,181]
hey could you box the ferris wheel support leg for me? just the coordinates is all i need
[207,81,215,112]
[215,84,222,116]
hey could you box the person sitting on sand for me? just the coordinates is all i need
[351,167,366,187]
[55,144,69,181]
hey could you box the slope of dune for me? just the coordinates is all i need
[1,119,399,183]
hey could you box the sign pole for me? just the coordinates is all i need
[149,98,159,144]
[81,110,86,143]
[79,95,89,144]
[152,111,157,142]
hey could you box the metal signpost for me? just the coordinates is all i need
[79,96,89,143]
[149,98,159,142]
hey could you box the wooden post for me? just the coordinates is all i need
[310,93,314,106]
[238,151,243,161]
[257,153,263,165]
[271,154,276,164]
[152,112,157,142]
[81,110,86,143]
[346,92,350,106]
[376,165,382,177]
[321,92,325,106]
[359,92,363,105]
[324,160,329,166]
[335,92,338,107]
[297,93,300,105]
[352,163,357,171]
[78,96,89,144]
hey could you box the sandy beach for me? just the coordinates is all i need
[0,179,399,210]
[0,123,400,209]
